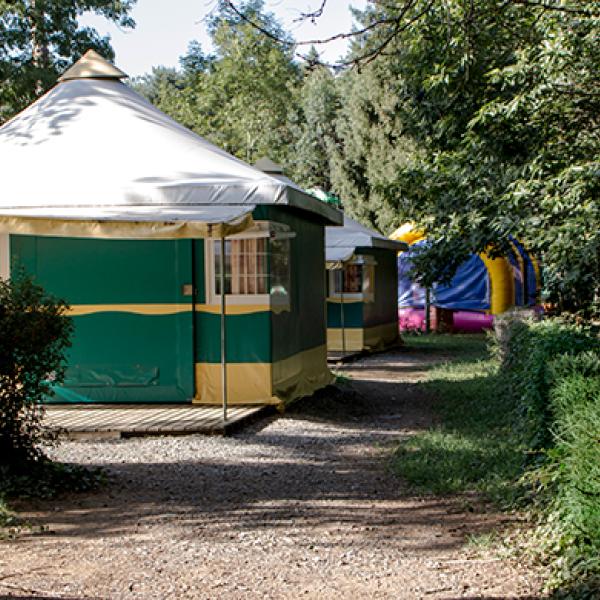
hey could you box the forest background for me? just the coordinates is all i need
[1,0,598,316]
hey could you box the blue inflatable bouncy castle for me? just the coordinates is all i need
[393,225,541,332]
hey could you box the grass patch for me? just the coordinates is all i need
[391,335,525,502]
[403,332,490,362]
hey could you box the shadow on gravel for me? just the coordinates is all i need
[14,411,508,554]
[284,379,436,430]
[10,341,511,562]
[16,476,490,555]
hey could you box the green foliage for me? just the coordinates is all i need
[0,460,105,499]
[0,0,136,124]
[0,496,23,539]
[329,1,599,312]
[0,271,73,467]
[530,352,600,594]
[497,319,599,450]
[134,0,299,164]
[286,55,341,192]
[329,62,422,232]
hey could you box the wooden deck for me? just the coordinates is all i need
[44,404,269,439]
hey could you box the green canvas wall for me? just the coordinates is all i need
[10,235,195,403]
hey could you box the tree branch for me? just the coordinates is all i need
[509,0,600,16]
[294,0,328,23]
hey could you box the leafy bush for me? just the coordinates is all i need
[534,353,600,594]
[497,322,600,594]
[496,319,598,451]
[0,271,73,468]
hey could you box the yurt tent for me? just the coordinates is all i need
[0,50,343,407]
[325,214,407,353]
[392,224,541,332]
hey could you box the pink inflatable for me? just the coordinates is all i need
[398,307,494,333]
[452,310,494,332]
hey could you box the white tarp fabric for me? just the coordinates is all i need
[325,213,406,264]
[0,77,340,239]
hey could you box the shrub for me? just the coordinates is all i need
[539,353,600,593]
[0,271,73,469]
[497,319,599,451]
[498,323,600,594]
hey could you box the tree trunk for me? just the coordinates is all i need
[29,0,49,96]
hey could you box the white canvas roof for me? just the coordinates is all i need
[326,213,407,263]
[0,51,340,239]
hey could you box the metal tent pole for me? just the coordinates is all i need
[425,287,431,334]
[220,236,228,422]
[340,279,346,357]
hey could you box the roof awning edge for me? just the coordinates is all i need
[370,238,409,252]
[0,212,254,240]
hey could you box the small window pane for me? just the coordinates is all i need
[214,238,270,296]
[344,264,362,293]
[332,263,371,294]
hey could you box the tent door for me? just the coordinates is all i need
[9,236,196,403]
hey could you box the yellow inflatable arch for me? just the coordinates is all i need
[390,223,517,315]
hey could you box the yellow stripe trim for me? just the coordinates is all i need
[327,328,364,352]
[326,297,363,305]
[327,322,399,352]
[67,303,271,316]
[0,214,253,240]
[68,303,191,316]
[196,304,270,315]
[193,345,333,407]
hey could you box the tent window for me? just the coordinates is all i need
[332,264,374,295]
[215,238,268,295]
[213,237,291,301]
[334,264,362,293]
[329,261,375,301]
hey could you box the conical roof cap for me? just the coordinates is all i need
[58,49,128,82]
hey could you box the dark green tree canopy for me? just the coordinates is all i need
[328,0,599,313]
[135,0,299,164]
[286,51,341,192]
[0,0,136,123]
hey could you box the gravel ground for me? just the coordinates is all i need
[0,348,546,599]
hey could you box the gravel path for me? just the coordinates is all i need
[1,348,545,599]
